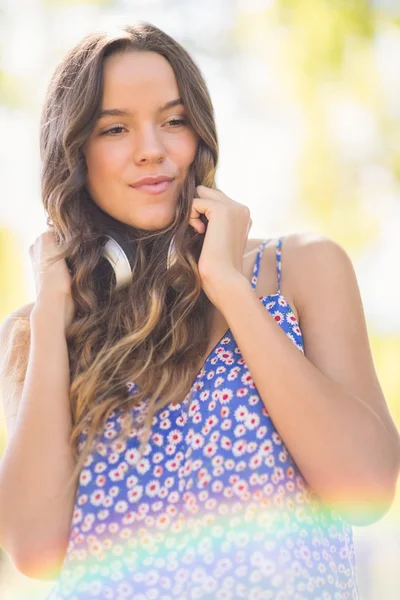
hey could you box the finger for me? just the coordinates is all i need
[188,217,206,234]
[196,185,221,198]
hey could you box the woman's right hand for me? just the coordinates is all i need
[29,228,75,330]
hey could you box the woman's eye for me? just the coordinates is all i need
[101,118,187,136]
[102,126,125,136]
[166,118,187,127]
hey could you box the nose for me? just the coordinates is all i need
[133,123,166,164]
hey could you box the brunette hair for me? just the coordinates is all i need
[7,22,218,496]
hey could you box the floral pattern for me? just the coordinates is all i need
[46,238,359,600]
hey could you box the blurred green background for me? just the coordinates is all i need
[1,0,400,598]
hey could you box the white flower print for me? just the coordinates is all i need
[286,310,298,326]
[159,409,170,420]
[204,414,218,429]
[248,394,259,406]
[114,500,128,513]
[259,440,273,455]
[95,475,106,487]
[125,448,140,465]
[165,458,180,472]
[97,509,109,521]
[200,389,210,401]
[191,433,204,449]
[221,419,232,431]
[151,433,164,446]
[247,441,258,453]
[165,443,178,455]
[279,451,288,462]
[203,441,218,458]
[278,296,288,307]
[245,412,260,430]
[109,468,124,482]
[136,457,151,474]
[227,368,240,381]
[79,469,92,486]
[90,489,105,507]
[241,370,255,388]
[234,405,249,422]
[234,424,247,437]
[249,454,263,470]
[210,430,220,443]
[122,511,135,525]
[219,388,234,406]
[272,310,284,324]
[164,476,175,488]
[127,486,143,503]
[266,455,275,468]
[232,439,247,457]
[52,242,358,600]
[208,399,217,411]
[72,507,83,525]
[110,440,126,454]
[193,412,202,424]
[154,465,163,477]
[145,479,160,498]
[236,387,248,397]
[83,454,93,467]
[167,429,183,445]
[103,496,114,508]
[151,500,163,512]
[212,455,223,467]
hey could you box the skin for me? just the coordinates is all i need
[81,48,272,341]
[83,50,199,231]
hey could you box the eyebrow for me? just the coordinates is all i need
[97,98,184,119]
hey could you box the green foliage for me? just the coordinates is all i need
[0,228,27,324]
[0,70,27,109]
[277,0,374,78]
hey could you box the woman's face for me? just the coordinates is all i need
[83,50,199,231]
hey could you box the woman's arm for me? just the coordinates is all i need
[209,233,400,526]
[0,291,78,580]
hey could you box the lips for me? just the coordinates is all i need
[130,179,174,195]
[131,175,174,187]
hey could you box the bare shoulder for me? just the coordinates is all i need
[8,302,35,321]
[0,303,34,432]
[279,233,400,444]
[279,232,355,319]
[0,302,34,352]
[245,234,347,323]
[253,234,303,321]
[245,237,267,255]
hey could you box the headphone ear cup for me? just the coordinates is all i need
[97,233,180,293]
[100,235,134,289]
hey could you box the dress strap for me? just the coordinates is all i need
[251,239,270,291]
[251,237,283,295]
[275,236,283,294]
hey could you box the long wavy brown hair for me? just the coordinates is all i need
[6,22,219,497]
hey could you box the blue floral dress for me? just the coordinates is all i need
[46,238,360,600]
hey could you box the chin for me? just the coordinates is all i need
[128,212,177,232]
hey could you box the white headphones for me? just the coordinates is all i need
[100,235,178,289]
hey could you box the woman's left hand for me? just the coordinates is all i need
[188,185,252,309]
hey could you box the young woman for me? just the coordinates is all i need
[0,22,399,600]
